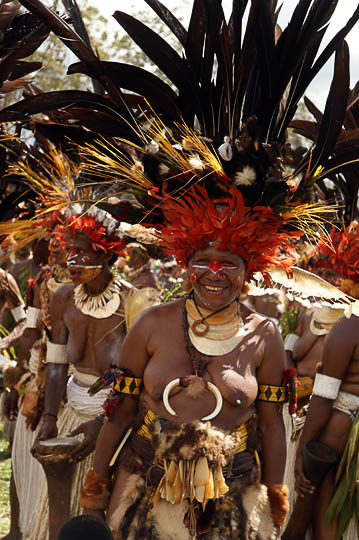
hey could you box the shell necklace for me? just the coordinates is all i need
[186,295,245,356]
[73,275,124,319]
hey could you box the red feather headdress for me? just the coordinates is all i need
[161,186,299,278]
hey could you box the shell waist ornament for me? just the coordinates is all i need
[73,276,124,319]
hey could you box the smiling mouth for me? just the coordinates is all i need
[203,284,224,292]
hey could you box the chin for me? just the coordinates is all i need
[195,288,236,310]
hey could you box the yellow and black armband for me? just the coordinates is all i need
[257,384,288,403]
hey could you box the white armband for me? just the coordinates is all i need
[284,333,299,352]
[312,373,341,400]
[46,341,68,365]
[11,305,26,322]
[26,306,41,328]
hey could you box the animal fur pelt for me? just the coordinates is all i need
[151,419,243,468]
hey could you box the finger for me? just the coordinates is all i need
[68,425,84,437]
[70,441,95,461]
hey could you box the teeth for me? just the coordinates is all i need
[205,286,222,291]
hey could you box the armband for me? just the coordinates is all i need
[312,373,341,400]
[26,306,41,328]
[257,384,288,403]
[284,333,299,352]
[80,469,111,510]
[46,341,68,364]
[11,305,26,322]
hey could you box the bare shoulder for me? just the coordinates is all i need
[52,282,75,302]
[328,314,358,342]
[241,303,278,335]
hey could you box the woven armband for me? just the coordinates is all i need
[312,373,341,400]
[46,341,68,365]
[80,469,111,510]
[113,372,143,397]
[26,306,41,328]
[284,333,299,352]
[11,305,26,322]
[257,384,288,403]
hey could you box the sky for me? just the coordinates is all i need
[90,0,359,110]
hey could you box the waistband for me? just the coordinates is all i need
[135,408,249,468]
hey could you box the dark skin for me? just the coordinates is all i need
[85,247,287,521]
[295,315,359,540]
[293,309,326,378]
[36,235,129,461]
[3,247,68,421]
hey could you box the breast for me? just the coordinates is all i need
[210,366,259,408]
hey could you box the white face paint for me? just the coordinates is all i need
[65,236,106,285]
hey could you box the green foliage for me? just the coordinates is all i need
[278,302,301,339]
[0,422,11,537]
[326,412,359,536]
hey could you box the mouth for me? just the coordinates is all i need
[203,284,225,294]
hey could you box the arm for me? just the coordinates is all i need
[295,316,355,495]
[292,312,318,362]
[256,320,287,485]
[37,286,70,441]
[3,280,41,421]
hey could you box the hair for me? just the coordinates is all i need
[57,515,114,540]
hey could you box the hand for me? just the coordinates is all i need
[82,508,106,521]
[68,418,103,462]
[3,389,19,421]
[36,415,58,441]
[295,453,315,497]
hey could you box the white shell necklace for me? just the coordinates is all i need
[73,276,124,319]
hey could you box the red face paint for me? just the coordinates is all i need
[190,273,197,282]
[82,256,90,263]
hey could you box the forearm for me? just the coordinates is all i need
[44,363,69,417]
[260,412,286,484]
[16,328,41,370]
[93,398,138,478]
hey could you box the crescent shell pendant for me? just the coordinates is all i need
[162,378,223,421]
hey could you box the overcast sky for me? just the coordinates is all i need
[92,0,359,110]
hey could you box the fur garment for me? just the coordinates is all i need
[107,408,280,539]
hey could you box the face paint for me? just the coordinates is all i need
[190,273,197,282]
[82,256,90,263]
[191,260,239,279]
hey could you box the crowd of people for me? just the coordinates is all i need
[0,1,359,539]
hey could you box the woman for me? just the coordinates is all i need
[80,184,294,540]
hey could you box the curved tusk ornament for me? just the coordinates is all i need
[162,378,223,421]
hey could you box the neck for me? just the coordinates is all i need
[192,291,238,312]
[85,266,112,295]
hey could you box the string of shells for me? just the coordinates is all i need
[153,456,229,508]
[73,276,124,318]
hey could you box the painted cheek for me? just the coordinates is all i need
[190,273,197,282]
[81,256,90,263]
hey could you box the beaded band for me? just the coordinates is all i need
[46,341,68,364]
[312,373,341,400]
[26,306,41,328]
